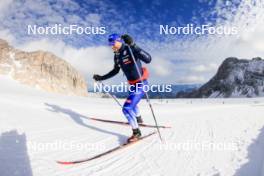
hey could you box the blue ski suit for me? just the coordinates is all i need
[100,44,152,129]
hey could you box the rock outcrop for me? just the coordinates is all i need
[177,57,264,98]
[0,39,88,96]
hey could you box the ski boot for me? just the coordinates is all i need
[136,115,143,124]
[127,128,142,142]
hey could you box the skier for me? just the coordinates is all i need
[93,33,152,142]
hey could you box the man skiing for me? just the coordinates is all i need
[93,33,152,142]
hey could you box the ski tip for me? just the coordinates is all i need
[57,161,75,165]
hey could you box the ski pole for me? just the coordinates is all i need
[95,81,143,125]
[96,81,123,108]
[127,45,163,142]
[96,81,170,130]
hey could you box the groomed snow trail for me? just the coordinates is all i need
[1,76,264,176]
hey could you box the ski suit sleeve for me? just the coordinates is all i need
[132,45,152,64]
[100,55,120,80]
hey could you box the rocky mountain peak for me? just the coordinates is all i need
[177,57,264,98]
[0,39,88,96]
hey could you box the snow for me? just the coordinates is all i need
[247,60,264,73]
[1,75,264,176]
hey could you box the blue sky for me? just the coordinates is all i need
[0,0,263,85]
[1,0,226,46]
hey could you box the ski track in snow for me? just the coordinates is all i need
[1,75,264,176]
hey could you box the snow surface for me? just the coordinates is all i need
[1,75,264,176]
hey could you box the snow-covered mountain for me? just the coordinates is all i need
[0,39,87,96]
[177,57,264,98]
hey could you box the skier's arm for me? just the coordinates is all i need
[121,34,152,63]
[100,64,120,80]
[132,45,152,64]
[99,56,120,80]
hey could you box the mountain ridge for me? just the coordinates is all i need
[0,39,88,96]
[177,57,264,98]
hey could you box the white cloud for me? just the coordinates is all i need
[0,0,264,85]
[192,63,218,73]
[0,0,13,20]
[238,22,264,52]
[0,29,15,44]
[149,0,264,83]
[151,56,173,77]
[0,0,13,13]
[178,75,206,84]
[85,14,102,25]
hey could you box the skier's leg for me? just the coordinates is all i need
[122,80,147,128]
[133,105,140,117]
[134,80,148,123]
[122,95,139,129]
[122,92,143,129]
[133,105,143,123]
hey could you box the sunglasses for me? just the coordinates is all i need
[108,37,121,46]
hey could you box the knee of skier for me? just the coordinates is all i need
[122,104,132,115]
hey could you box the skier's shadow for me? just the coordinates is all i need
[0,130,33,176]
[44,103,127,144]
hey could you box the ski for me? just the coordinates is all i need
[89,117,171,129]
[57,132,157,165]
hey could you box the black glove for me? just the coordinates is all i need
[121,34,134,46]
[93,74,103,81]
